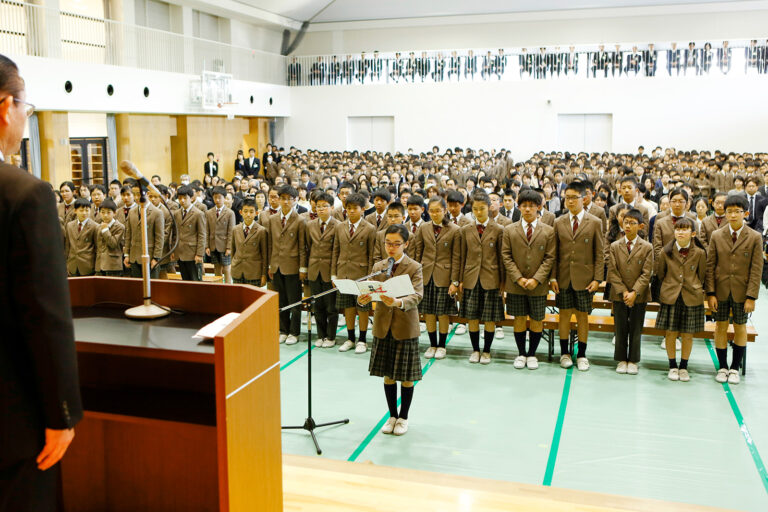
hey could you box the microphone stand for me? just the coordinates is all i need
[125,179,170,319]
[280,267,389,455]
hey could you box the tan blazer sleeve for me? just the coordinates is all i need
[225,211,235,253]
[298,218,308,272]
[400,262,424,311]
[705,237,717,296]
[633,246,653,297]
[593,222,604,282]
[450,230,461,283]
[455,230,466,284]
[501,229,522,285]
[412,228,425,262]
[260,230,269,279]
[195,212,206,259]
[330,224,340,278]
[366,228,376,275]
[747,234,764,299]
[152,211,165,260]
[606,243,626,297]
[535,229,556,285]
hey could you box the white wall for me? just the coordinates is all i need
[297,3,768,55]
[283,74,768,160]
[14,55,290,117]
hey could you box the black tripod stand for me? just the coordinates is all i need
[280,268,389,455]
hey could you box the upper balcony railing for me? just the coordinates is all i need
[0,0,286,85]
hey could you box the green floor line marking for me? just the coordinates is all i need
[280,325,346,372]
[705,340,768,494]
[543,365,574,486]
[348,325,459,462]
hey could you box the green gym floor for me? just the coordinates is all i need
[278,294,768,511]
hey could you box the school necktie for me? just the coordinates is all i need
[477,224,485,237]
[182,209,186,221]
[572,216,579,234]
[672,216,680,225]
[434,225,441,237]
[679,247,689,258]
[627,240,632,254]
[716,216,723,226]
[349,224,355,238]
[526,223,533,242]
[377,214,382,226]
[216,209,221,218]
[343,210,347,219]
[270,208,278,215]
[309,212,318,220]
[732,230,738,244]
[281,216,287,229]
[124,207,129,218]
[78,222,83,233]
[391,263,399,275]
[244,226,250,238]
[452,216,458,225]
[320,222,326,234]
[412,223,417,234]
[750,196,755,221]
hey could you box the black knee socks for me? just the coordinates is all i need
[384,383,398,418]
[347,329,356,342]
[428,331,437,347]
[438,332,447,348]
[358,330,367,344]
[577,341,587,359]
[679,358,688,370]
[669,358,678,369]
[731,345,745,371]
[716,347,728,370]
[514,331,527,355]
[399,385,414,420]
[560,338,569,356]
[529,330,542,357]
[469,330,480,352]
[483,330,495,353]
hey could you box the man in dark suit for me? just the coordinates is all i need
[745,177,767,233]
[245,147,260,178]
[262,143,279,168]
[203,151,218,178]
[0,54,82,511]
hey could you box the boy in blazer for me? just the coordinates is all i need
[501,189,556,370]
[404,195,426,251]
[148,189,173,279]
[551,182,604,371]
[446,190,472,228]
[358,224,424,436]
[231,198,268,287]
[456,191,505,364]
[412,196,460,359]
[706,195,763,384]
[116,184,137,227]
[364,187,392,231]
[64,198,98,276]
[305,192,340,348]
[89,184,106,223]
[172,186,206,281]
[94,198,125,276]
[583,181,608,234]
[609,177,650,239]
[206,186,236,283]
[331,192,377,353]
[268,185,308,345]
[701,192,727,246]
[333,182,355,222]
[606,208,653,375]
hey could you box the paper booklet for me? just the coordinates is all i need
[332,275,415,302]
[192,312,241,340]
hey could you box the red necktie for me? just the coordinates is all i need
[124,207,129,217]
[343,210,347,219]
[672,216,679,225]
[412,223,417,234]
[377,215,382,226]
[434,225,442,237]
[627,240,632,254]
[526,223,533,242]
[716,216,723,226]
[244,226,250,237]
[271,208,278,215]
[732,230,738,244]
[391,263,398,274]
[477,224,485,237]
[572,216,579,234]
[349,224,354,238]
[452,217,458,224]
[320,222,326,234]
[216,209,220,218]
[679,247,689,258]
[310,212,318,220]
[78,222,82,233]
[281,216,286,229]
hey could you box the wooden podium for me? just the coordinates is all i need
[61,277,281,512]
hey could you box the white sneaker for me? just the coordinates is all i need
[355,342,367,354]
[715,368,729,383]
[728,369,740,385]
[314,338,324,347]
[611,336,616,346]
[660,339,666,349]
[420,322,426,332]
[627,362,639,375]
[616,361,628,374]
[668,368,680,381]
[469,351,480,363]
[381,417,397,435]
[577,357,590,371]
[495,327,505,339]
[560,354,573,369]
[322,338,336,348]
[434,347,447,359]
[393,418,408,436]
[338,340,355,352]
[425,346,436,359]
[455,324,467,335]
[279,334,288,344]
[676,338,682,351]
[480,352,491,364]
[513,355,527,369]
[678,369,690,382]
[285,335,299,345]
[526,356,539,370]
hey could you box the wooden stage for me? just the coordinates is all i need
[283,454,734,512]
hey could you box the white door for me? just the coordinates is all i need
[347,116,394,153]
[557,114,613,153]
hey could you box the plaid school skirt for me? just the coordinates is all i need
[655,296,705,334]
[210,250,232,266]
[506,293,547,321]
[419,278,458,316]
[713,294,749,325]
[233,277,263,286]
[555,285,595,313]
[459,286,505,323]
[369,333,423,382]
[336,292,372,311]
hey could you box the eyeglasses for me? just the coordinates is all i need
[384,241,404,247]
[1,97,35,118]
[564,195,581,201]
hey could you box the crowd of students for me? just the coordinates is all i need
[54,145,766,436]
[287,39,768,86]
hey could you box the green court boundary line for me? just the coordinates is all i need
[347,325,459,462]
[542,364,574,486]
[280,325,346,372]
[704,339,768,494]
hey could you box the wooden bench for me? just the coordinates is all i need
[166,272,222,283]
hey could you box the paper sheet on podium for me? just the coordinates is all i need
[332,275,415,301]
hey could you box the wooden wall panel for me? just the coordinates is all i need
[115,114,174,184]
[37,111,72,185]
[184,116,250,182]
[170,115,189,183]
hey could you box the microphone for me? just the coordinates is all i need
[386,257,395,278]
[120,161,163,199]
